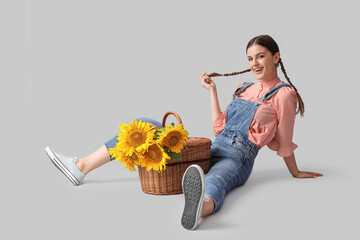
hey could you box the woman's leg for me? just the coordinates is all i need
[201,133,258,214]
[76,145,110,175]
[47,117,162,185]
[204,157,251,214]
[77,117,162,173]
[45,143,113,185]
[201,195,215,217]
[181,167,216,230]
[76,117,162,174]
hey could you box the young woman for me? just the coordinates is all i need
[45,34,322,230]
[180,35,323,230]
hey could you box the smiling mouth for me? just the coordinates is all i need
[254,67,263,73]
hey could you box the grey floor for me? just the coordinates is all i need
[2,1,360,239]
[4,126,358,239]
[1,116,360,239]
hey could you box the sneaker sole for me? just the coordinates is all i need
[181,165,205,230]
[45,147,80,186]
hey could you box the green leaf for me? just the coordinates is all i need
[168,151,180,161]
[153,133,160,140]
[157,127,166,133]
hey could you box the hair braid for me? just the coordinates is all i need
[279,58,305,117]
[207,69,251,78]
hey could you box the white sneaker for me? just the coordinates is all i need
[181,165,205,230]
[45,146,85,186]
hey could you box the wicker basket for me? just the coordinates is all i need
[138,112,212,195]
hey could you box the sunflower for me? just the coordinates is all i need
[157,123,188,153]
[119,151,144,171]
[108,146,122,162]
[116,119,155,156]
[141,143,170,172]
[109,147,143,171]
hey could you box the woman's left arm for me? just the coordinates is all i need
[283,153,323,178]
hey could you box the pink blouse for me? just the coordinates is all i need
[213,77,298,157]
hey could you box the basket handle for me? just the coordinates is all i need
[162,111,182,127]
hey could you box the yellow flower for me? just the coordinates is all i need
[120,151,144,171]
[108,147,143,172]
[157,123,188,153]
[141,143,170,172]
[108,146,122,162]
[116,119,155,156]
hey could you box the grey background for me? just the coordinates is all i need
[1,0,359,239]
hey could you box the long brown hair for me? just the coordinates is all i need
[208,35,305,117]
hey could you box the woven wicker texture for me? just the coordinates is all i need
[138,112,212,195]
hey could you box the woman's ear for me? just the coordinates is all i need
[274,52,280,65]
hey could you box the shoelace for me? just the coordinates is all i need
[55,152,78,163]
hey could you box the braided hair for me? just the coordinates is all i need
[208,35,305,117]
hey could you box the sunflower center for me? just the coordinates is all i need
[166,132,181,146]
[127,130,145,147]
[147,145,162,163]
[169,136,179,146]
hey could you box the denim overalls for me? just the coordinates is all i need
[205,82,292,213]
[104,82,292,213]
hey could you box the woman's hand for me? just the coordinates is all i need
[293,171,323,178]
[200,72,222,132]
[200,72,216,92]
[283,153,323,179]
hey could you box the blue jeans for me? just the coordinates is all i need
[104,117,259,214]
[205,130,259,213]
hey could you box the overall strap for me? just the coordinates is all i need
[258,83,292,102]
[232,82,254,99]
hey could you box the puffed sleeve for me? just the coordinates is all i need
[267,87,298,157]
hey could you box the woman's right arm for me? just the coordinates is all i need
[200,72,222,127]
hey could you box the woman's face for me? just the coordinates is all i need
[246,44,280,82]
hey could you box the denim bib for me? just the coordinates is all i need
[224,82,292,137]
[211,82,292,158]
[205,81,292,213]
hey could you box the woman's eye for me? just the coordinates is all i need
[248,58,252,61]
[259,55,265,58]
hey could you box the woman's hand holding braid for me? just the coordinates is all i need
[200,72,216,92]
[200,72,222,133]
